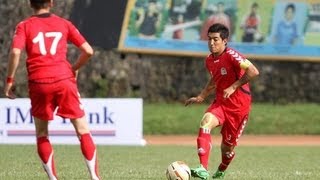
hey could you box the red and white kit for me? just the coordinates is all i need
[12,13,86,120]
[205,47,252,146]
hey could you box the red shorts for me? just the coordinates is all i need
[206,102,250,146]
[28,78,85,120]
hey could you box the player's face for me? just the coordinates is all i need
[252,6,258,14]
[285,8,294,20]
[148,2,157,13]
[217,4,224,13]
[207,32,227,55]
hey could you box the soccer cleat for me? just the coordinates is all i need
[212,170,225,179]
[190,164,210,179]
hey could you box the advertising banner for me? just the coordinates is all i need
[118,0,320,61]
[0,98,145,145]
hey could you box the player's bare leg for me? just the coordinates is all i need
[212,143,235,179]
[191,113,219,179]
[71,116,100,180]
[34,117,58,180]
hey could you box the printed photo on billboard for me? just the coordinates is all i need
[118,0,320,61]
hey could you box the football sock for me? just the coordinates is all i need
[80,133,100,180]
[37,136,57,180]
[196,128,212,169]
[218,151,235,171]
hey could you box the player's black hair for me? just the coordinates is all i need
[252,2,259,8]
[149,0,157,3]
[285,3,295,13]
[30,0,51,10]
[207,23,229,40]
[217,2,224,6]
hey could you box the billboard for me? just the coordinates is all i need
[0,98,145,145]
[118,0,320,61]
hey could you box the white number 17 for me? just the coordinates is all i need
[32,32,62,55]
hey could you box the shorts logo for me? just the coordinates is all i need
[227,134,232,141]
[225,135,233,146]
[221,67,227,75]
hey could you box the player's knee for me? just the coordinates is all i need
[222,143,233,150]
[71,117,90,135]
[199,113,218,128]
[75,126,90,137]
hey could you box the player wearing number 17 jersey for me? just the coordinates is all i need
[4,0,100,179]
[185,23,259,179]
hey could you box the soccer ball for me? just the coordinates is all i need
[166,161,191,180]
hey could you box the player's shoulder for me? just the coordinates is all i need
[50,14,71,24]
[225,47,245,61]
[15,16,35,30]
[205,53,214,61]
[17,15,35,25]
[225,47,241,55]
[16,20,27,27]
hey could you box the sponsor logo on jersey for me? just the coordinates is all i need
[221,67,227,75]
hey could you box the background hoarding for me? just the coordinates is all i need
[118,0,320,61]
[0,98,145,145]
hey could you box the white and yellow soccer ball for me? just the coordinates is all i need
[166,161,191,180]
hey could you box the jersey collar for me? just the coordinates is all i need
[33,13,51,18]
[211,47,228,59]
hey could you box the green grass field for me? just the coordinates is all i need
[1,103,319,179]
[144,103,320,135]
[0,145,319,179]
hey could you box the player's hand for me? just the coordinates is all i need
[185,96,204,106]
[73,69,79,79]
[4,82,16,99]
[223,86,236,98]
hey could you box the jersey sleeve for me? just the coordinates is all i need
[67,21,86,47]
[204,55,212,75]
[11,22,26,50]
[226,49,252,70]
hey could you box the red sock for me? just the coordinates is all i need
[37,136,57,179]
[80,133,100,179]
[218,151,235,171]
[197,128,212,169]
[80,133,96,160]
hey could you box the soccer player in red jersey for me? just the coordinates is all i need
[185,23,259,179]
[4,0,100,179]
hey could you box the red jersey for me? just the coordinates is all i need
[205,47,251,110]
[11,13,86,82]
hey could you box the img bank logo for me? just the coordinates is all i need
[3,106,116,137]
[5,106,115,125]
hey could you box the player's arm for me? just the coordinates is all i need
[223,59,259,98]
[185,77,215,106]
[155,12,162,29]
[198,77,216,100]
[135,8,145,28]
[71,42,94,78]
[4,48,21,99]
